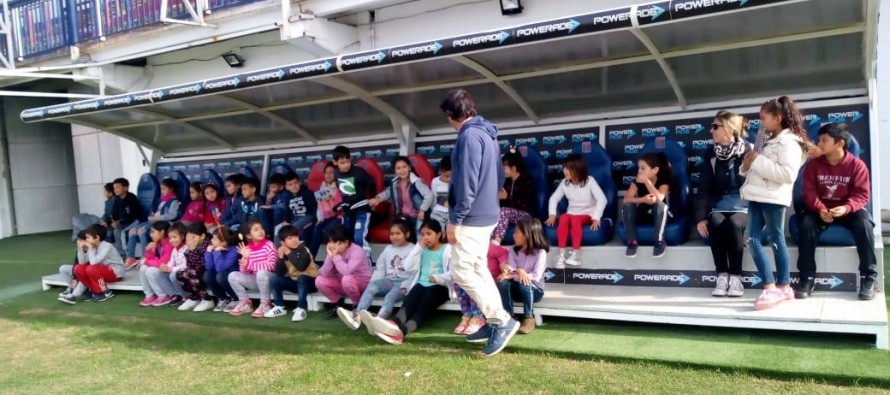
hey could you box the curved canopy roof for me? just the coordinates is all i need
[21,0,874,156]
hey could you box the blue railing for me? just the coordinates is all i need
[6,0,261,60]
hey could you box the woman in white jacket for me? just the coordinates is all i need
[740,96,807,311]
[366,220,454,345]
[544,154,607,268]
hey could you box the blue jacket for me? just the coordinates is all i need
[221,194,244,227]
[377,173,434,219]
[237,195,265,227]
[102,198,115,222]
[286,188,318,223]
[204,248,240,272]
[449,116,504,226]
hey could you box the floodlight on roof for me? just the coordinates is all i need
[500,0,523,15]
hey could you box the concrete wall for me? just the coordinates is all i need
[3,98,78,235]
[877,0,890,216]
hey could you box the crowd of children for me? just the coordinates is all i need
[56,93,879,350]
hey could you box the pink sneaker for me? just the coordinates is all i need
[754,289,785,311]
[251,301,273,318]
[139,296,157,307]
[463,317,485,335]
[780,287,795,301]
[453,316,470,334]
[151,295,173,307]
[228,300,253,316]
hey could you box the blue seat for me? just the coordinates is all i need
[238,166,260,185]
[500,146,550,245]
[544,141,618,246]
[201,169,225,194]
[168,171,192,219]
[617,137,691,246]
[137,173,160,219]
[267,164,295,184]
[788,135,863,246]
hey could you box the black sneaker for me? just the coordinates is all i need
[58,294,77,305]
[168,295,184,307]
[859,276,877,301]
[625,241,638,258]
[653,241,666,259]
[82,290,94,302]
[324,304,340,320]
[92,290,114,303]
[795,277,815,299]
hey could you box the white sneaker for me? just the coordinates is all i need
[712,274,729,297]
[193,300,216,312]
[291,307,308,322]
[178,299,200,311]
[213,300,229,312]
[264,305,287,318]
[359,310,377,336]
[726,275,745,297]
[554,254,566,269]
[58,287,73,297]
[337,307,361,330]
[565,251,581,266]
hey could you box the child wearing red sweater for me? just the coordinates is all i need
[228,220,278,317]
[180,182,206,225]
[796,123,876,300]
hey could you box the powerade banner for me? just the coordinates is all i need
[415,128,600,190]
[156,156,264,188]
[561,268,857,292]
[268,143,400,183]
[605,103,871,191]
[21,0,796,122]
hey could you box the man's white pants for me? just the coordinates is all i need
[449,224,511,326]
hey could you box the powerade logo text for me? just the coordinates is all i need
[543,136,567,145]
[288,157,303,164]
[516,19,580,37]
[428,158,442,167]
[622,176,636,186]
[691,139,713,150]
[439,144,456,154]
[246,69,285,83]
[556,149,573,159]
[539,151,552,159]
[203,77,241,90]
[73,101,100,111]
[289,61,332,76]
[547,164,564,173]
[515,137,538,146]
[572,272,624,284]
[572,132,596,142]
[306,154,322,162]
[675,124,706,135]
[296,167,310,174]
[828,111,864,123]
[102,96,132,106]
[350,152,362,159]
[613,160,635,170]
[673,0,748,12]
[642,127,669,138]
[342,51,387,66]
[391,42,443,58]
[271,158,285,166]
[747,119,761,131]
[498,140,511,149]
[417,146,436,155]
[634,273,691,285]
[168,84,202,96]
[133,91,164,102]
[453,31,510,48]
[47,106,73,115]
[365,150,383,158]
[624,144,644,154]
[202,163,215,169]
[638,4,666,21]
[609,129,636,140]
[688,156,705,166]
[386,148,400,156]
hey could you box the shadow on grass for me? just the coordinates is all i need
[2,291,889,390]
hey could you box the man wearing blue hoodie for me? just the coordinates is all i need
[441,89,518,357]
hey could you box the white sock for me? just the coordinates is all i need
[559,248,566,256]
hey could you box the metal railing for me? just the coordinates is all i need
[4,0,261,62]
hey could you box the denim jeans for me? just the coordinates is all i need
[747,201,790,286]
[203,269,238,301]
[356,278,406,319]
[497,280,544,317]
[270,274,317,310]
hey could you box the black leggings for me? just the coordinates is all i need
[394,284,450,336]
[707,212,747,275]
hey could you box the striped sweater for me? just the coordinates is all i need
[242,240,277,274]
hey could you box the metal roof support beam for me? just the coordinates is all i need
[215,95,317,142]
[451,55,539,124]
[629,4,687,109]
[864,0,879,80]
[130,108,236,151]
[312,75,420,133]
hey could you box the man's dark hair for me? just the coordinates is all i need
[440,89,477,121]
[332,146,351,162]
[112,178,129,188]
[817,123,852,151]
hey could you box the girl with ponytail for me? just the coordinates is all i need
[622,151,675,259]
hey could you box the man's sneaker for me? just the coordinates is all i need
[453,316,470,334]
[726,275,745,297]
[466,323,492,343]
[58,287,73,298]
[482,318,520,357]
[554,254,566,269]
[753,288,785,311]
[168,295,184,307]
[213,300,229,312]
[194,300,216,312]
[625,241,638,258]
[463,317,485,335]
[712,274,729,297]
[228,300,253,316]
[795,277,815,299]
[92,290,114,303]
[251,301,273,318]
[291,307,308,322]
[151,296,174,307]
[58,294,77,305]
[264,305,287,318]
[139,296,157,307]
[359,310,377,335]
[370,318,404,345]
[565,251,581,266]
[653,241,667,259]
[337,307,361,330]
[178,299,200,311]
[859,276,877,301]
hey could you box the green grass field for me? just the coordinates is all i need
[1,231,889,394]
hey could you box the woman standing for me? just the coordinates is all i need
[694,110,752,297]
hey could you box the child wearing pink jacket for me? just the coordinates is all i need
[315,225,372,318]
